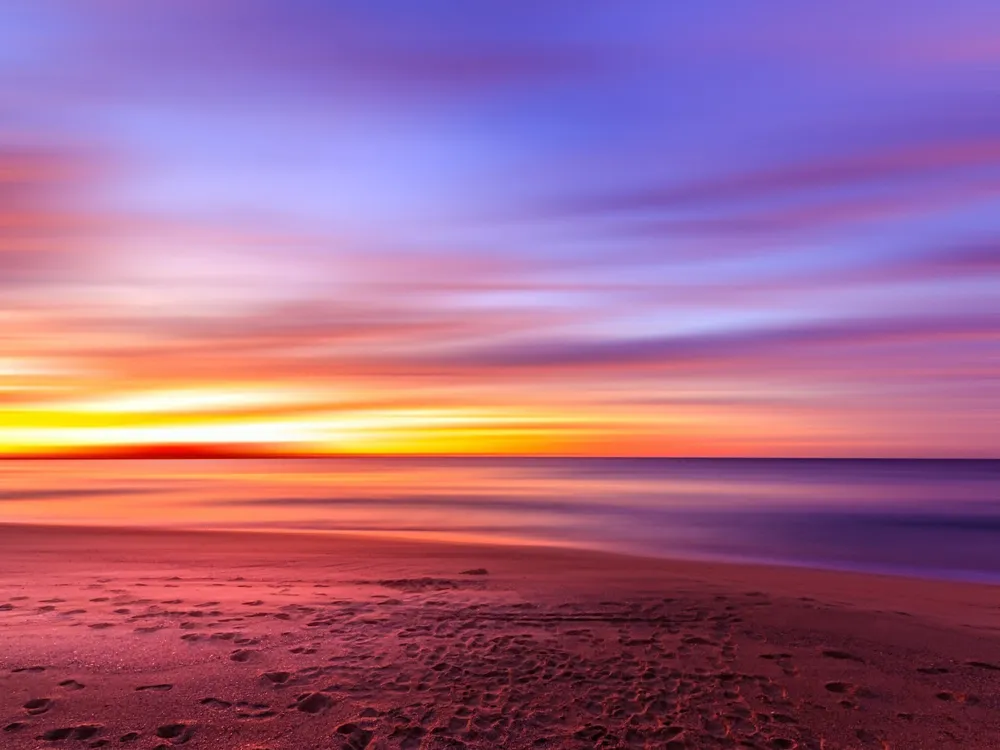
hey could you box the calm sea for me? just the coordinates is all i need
[2,458,998,583]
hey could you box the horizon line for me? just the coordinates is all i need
[0,448,994,462]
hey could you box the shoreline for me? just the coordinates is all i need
[4,519,1000,591]
[2,521,999,629]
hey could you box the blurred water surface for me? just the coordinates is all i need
[1,458,998,582]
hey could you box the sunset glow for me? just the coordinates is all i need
[0,1,997,458]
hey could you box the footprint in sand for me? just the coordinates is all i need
[917,666,950,674]
[4,722,26,732]
[24,698,52,715]
[119,732,140,743]
[682,635,714,646]
[855,728,885,745]
[262,671,291,685]
[0,603,14,611]
[12,666,46,673]
[155,723,194,744]
[293,692,332,714]
[136,684,173,692]
[235,701,276,720]
[968,660,1000,671]
[59,679,85,690]
[390,725,426,750]
[41,725,102,741]
[821,649,864,663]
[336,722,374,748]
[230,649,256,663]
[934,691,979,704]
[200,697,233,709]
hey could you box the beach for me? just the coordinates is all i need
[2,524,999,749]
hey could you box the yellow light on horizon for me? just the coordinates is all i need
[0,388,786,456]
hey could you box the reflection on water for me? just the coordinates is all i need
[1,458,998,581]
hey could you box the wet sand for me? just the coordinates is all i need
[1,524,999,749]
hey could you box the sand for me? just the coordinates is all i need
[1,524,999,750]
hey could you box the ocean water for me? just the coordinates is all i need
[1,458,998,583]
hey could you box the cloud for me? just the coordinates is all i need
[542,134,1000,220]
[0,487,161,502]
[430,314,999,372]
[0,144,108,284]
[47,1,611,103]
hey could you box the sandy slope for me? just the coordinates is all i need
[1,524,999,750]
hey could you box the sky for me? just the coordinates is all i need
[0,0,998,457]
